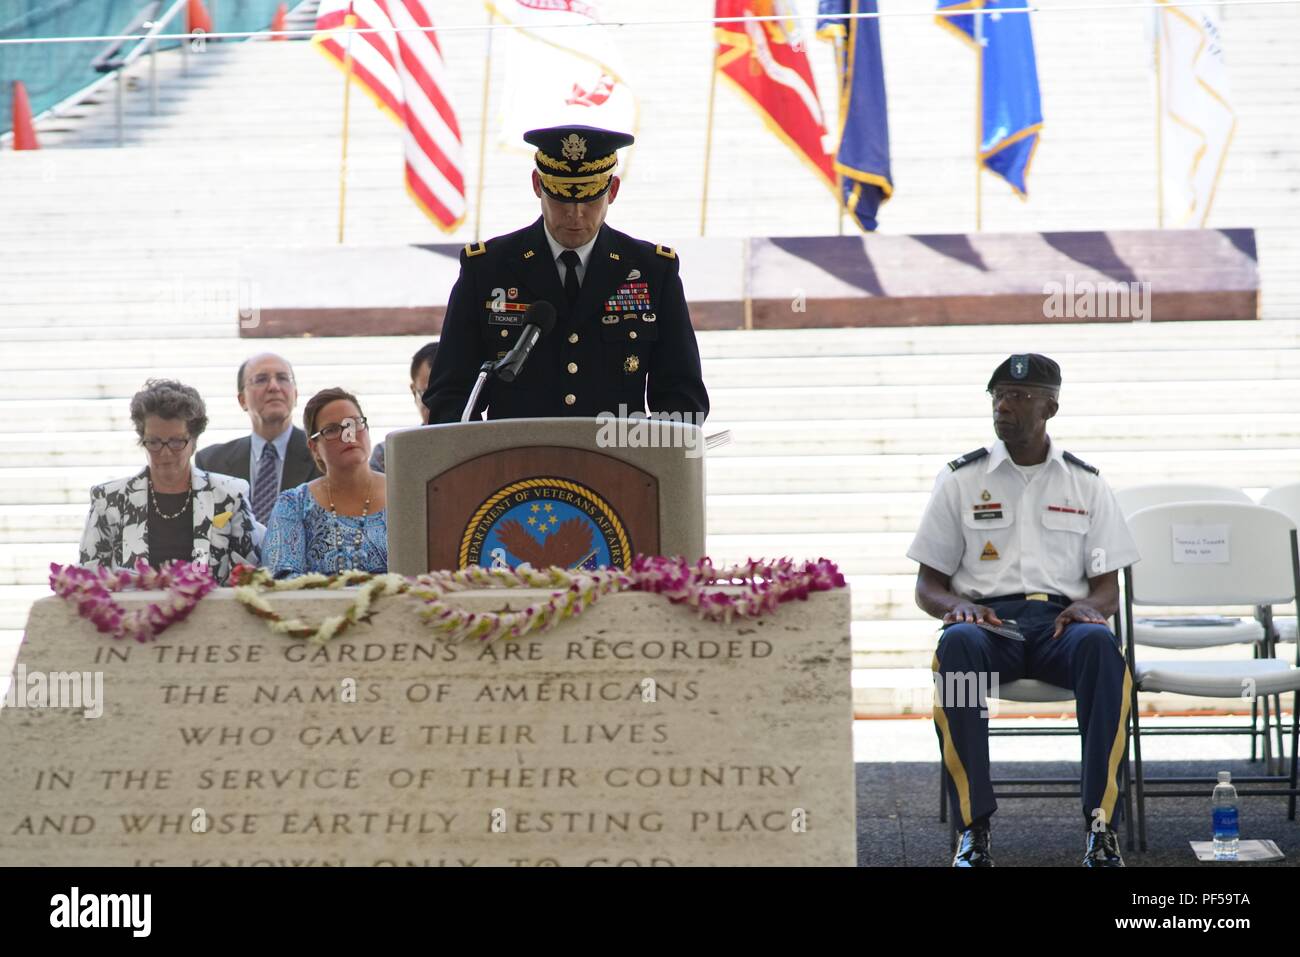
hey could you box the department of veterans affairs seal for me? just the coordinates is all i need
[459,478,631,570]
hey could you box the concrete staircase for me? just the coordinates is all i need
[1,0,1298,715]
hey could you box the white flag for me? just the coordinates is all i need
[489,0,637,155]
[1156,1,1236,227]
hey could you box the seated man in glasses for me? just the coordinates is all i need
[261,388,387,578]
[907,354,1140,868]
[195,353,321,527]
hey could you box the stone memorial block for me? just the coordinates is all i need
[0,587,853,866]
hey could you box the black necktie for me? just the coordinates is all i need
[559,249,581,306]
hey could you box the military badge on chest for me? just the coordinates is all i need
[604,279,652,315]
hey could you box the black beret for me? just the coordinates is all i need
[523,125,634,203]
[987,353,1061,391]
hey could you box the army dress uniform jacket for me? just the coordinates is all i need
[425,218,710,423]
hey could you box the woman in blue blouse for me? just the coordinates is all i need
[262,388,388,577]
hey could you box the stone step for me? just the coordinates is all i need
[5,448,1298,505]
[2,322,1297,367]
[10,413,1300,469]
[4,380,1300,432]
[5,349,1299,401]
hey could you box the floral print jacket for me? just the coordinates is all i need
[78,467,259,585]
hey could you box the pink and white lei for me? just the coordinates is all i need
[48,560,217,642]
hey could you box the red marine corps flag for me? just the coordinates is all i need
[314,0,467,231]
[713,0,836,190]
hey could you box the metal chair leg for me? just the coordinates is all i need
[1273,692,1286,775]
[1290,698,1299,822]
[1131,685,1147,851]
[1122,739,1135,852]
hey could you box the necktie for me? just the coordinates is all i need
[559,249,581,306]
[252,443,279,523]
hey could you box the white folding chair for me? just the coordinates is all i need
[1261,483,1300,647]
[1117,483,1279,766]
[1115,483,1252,519]
[1122,502,1300,850]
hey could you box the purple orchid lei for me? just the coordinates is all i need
[48,560,217,642]
[628,556,847,623]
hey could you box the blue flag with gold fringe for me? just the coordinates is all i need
[817,0,893,231]
[936,0,1043,196]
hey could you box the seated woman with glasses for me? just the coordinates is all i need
[261,387,388,577]
[78,379,259,584]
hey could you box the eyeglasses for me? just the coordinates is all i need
[248,372,295,389]
[311,416,368,442]
[988,388,1055,404]
[141,436,192,452]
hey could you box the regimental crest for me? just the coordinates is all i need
[561,134,588,161]
[1011,355,1029,379]
[460,478,630,571]
[624,355,640,374]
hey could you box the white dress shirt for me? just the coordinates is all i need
[907,438,1140,602]
[542,224,597,286]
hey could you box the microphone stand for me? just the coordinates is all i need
[460,360,497,423]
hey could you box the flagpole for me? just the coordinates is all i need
[336,9,358,245]
[473,9,496,243]
[700,29,720,237]
[973,5,984,232]
[1153,11,1165,228]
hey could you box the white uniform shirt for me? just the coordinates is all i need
[907,438,1140,602]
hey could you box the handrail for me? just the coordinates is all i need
[91,2,162,74]
[86,0,189,147]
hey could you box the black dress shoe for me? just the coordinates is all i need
[1082,828,1125,867]
[952,824,994,867]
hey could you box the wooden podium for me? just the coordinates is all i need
[384,418,707,574]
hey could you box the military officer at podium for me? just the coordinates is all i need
[423,125,710,424]
[907,354,1140,868]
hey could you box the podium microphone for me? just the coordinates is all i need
[460,300,558,422]
[495,300,556,383]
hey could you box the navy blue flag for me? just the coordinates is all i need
[937,0,1043,196]
[817,0,893,231]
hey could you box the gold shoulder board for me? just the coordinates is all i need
[464,242,487,258]
[655,244,676,260]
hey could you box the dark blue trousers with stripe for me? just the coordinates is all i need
[932,598,1131,829]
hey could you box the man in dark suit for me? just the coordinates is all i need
[195,352,320,523]
[424,125,709,424]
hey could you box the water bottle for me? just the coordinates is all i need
[1212,771,1239,861]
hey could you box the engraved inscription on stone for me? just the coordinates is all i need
[0,589,853,866]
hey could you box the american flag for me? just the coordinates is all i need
[314,0,467,231]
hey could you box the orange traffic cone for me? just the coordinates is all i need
[187,0,213,35]
[270,3,287,40]
[11,81,39,150]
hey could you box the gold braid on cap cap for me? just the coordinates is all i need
[535,150,572,172]
[537,170,613,199]
[576,153,616,173]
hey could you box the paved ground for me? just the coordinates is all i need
[855,719,1299,867]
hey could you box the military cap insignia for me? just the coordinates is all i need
[464,241,487,258]
[1011,355,1028,379]
[655,244,676,259]
[561,133,588,160]
[624,355,640,374]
